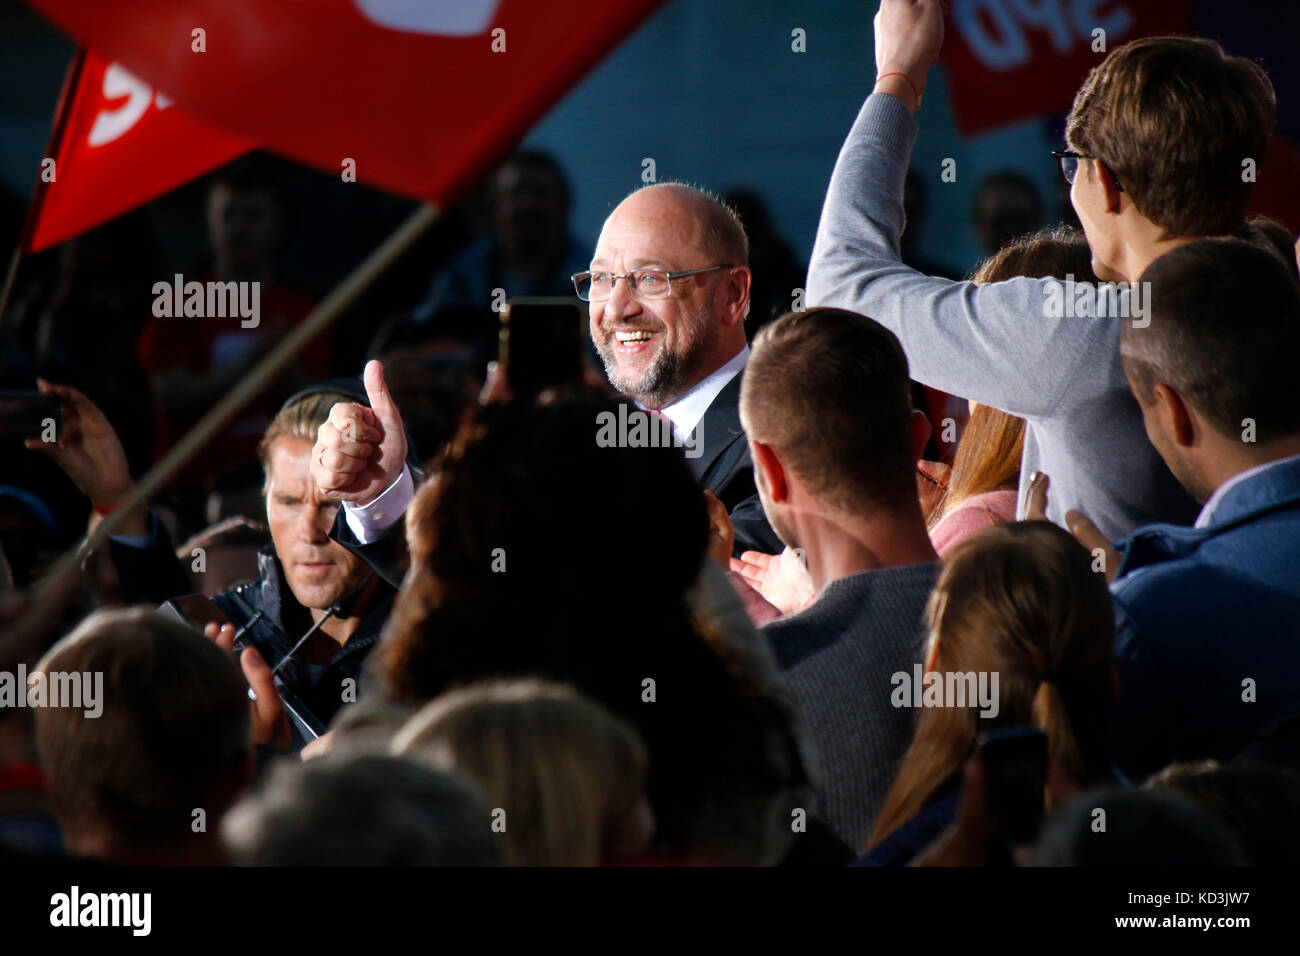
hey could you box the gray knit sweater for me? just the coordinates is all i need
[806,92,1199,542]
[762,562,938,851]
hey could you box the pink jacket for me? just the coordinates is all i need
[930,489,1019,558]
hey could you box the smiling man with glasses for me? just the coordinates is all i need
[577,182,782,554]
[304,183,782,568]
[294,181,807,846]
[573,261,735,405]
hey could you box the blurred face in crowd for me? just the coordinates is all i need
[265,437,369,611]
[493,162,568,258]
[975,181,1041,255]
[588,187,746,409]
[207,182,283,280]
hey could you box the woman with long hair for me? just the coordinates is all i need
[927,402,1024,555]
[925,226,1098,556]
[859,521,1116,865]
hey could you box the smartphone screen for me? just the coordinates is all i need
[0,391,62,441]
[499,298,585,397]
[978,725,1048,846]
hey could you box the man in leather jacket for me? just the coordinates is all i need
[30,377,409,748]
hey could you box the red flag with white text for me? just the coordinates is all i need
[940,0,1194,136]
[25,49,253,253]
[24,0,666,207]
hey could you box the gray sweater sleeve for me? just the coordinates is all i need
[806,92,1102,421]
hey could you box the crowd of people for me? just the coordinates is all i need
[1,0,1299,868]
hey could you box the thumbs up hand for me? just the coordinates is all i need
[311,360,409,505]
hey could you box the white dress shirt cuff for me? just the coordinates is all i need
[343,464,413,544]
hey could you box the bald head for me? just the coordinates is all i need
[587,183,752,407]
[608,184,749,267]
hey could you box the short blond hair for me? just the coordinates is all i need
[393,679,648,866]
[256,391,352,493]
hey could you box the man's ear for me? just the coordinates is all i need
[718,266,752,328]
[910,408,932,460]
[1152,382,1196,448]
[1094,158,1124,215]
[751,439,789,503]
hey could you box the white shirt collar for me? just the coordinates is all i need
[1194,452,1300,528]
[655,345,749,439]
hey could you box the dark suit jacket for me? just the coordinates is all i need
[689,371,783,556]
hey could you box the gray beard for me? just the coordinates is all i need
[596,304,713,407]
[598,341,688,407]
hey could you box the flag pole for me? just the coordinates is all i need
[0,47,88,332]
[0,246,23,337]
[30,200,441,603]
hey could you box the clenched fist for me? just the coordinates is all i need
[873,0,945,108]
[311,359,408,506]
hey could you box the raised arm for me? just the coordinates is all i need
[26,379,190,604]
[806,0,1100,419]
[309,359,418,588]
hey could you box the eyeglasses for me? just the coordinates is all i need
[572,264,733,301]
[1052,150,1124,192]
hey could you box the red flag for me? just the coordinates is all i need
[24,49,252,253]
[939,0,1193,137]
[25,0,666,206]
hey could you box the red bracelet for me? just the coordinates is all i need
[878,71,922,109]
[92,501,116,517]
